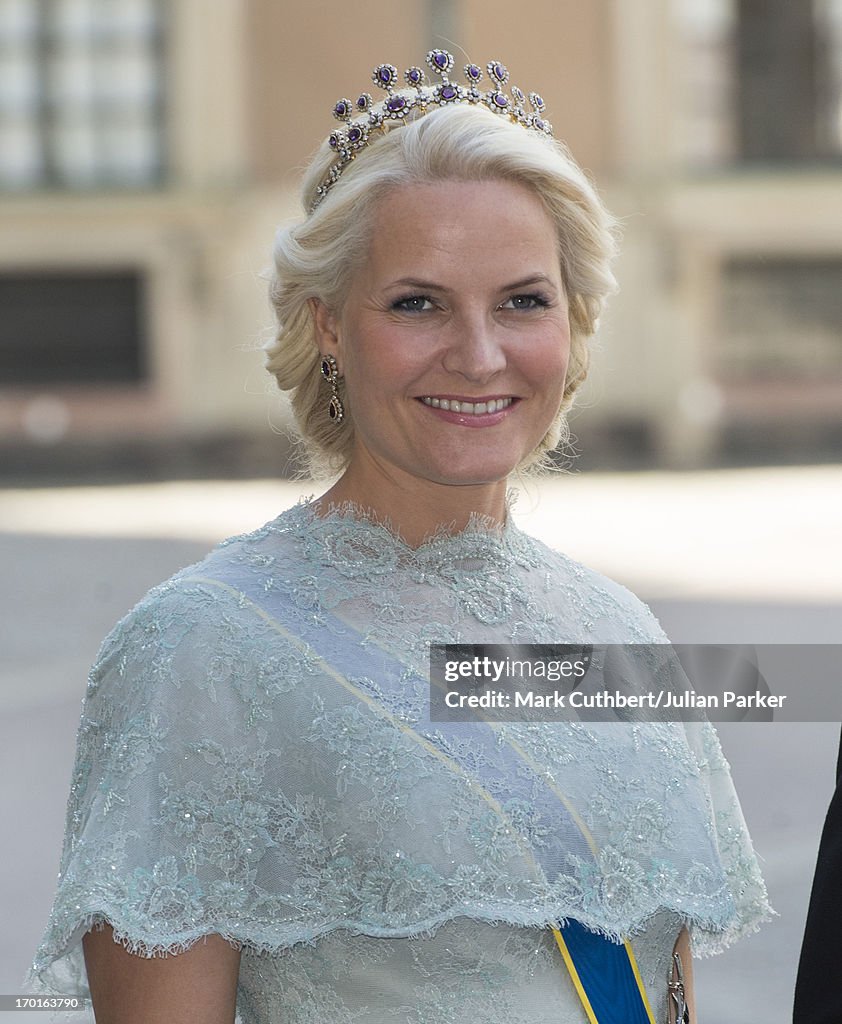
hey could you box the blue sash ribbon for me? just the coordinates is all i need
[195,564,658,1024]
[554,920,656,1024]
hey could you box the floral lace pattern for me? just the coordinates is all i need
[27,499,771,1022]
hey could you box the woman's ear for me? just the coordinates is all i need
[309,298,342,369]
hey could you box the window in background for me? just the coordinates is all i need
[816,0,842,155]
[0,0,164,190]
[673,0,842,166]
[718,258,842,383]
[0,271,146,385]
[672,0,736,167]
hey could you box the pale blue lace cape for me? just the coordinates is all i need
[28,499,771,1016]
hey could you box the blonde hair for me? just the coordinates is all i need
[265,102,618,477]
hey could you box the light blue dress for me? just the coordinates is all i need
[27,501,771,1023]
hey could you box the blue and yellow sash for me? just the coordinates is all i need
[554,920,655,1024]
[196,565,657,1024]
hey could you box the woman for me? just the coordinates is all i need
[28,52,770,1023]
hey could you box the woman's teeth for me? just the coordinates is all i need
[420,397,513,414]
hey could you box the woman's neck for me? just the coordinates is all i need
[316,462,509,549]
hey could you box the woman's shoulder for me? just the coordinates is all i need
[107,503,309,626]
[520,528,668,643]
[90,504,314,697]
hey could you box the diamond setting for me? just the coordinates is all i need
[312,51,555,212]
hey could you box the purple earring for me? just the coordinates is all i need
[320,354,344,423]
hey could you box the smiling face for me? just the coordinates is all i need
[311,179,571,524]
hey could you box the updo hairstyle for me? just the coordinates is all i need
[265,102,618,477]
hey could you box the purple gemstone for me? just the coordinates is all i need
[348,127,363,143]
[533,94,544,108]
[357,94,370,110]
[534,118,545,131]
[441,84,457,101]
[387,95,407,112]
[493,63,506,80]
[434,52,448,69]
[493,92,508,108]
[408,69,421,83]
[467,64,481,80]
[334,101,348,117]
[329,132,340,148]
[379,67,393,85]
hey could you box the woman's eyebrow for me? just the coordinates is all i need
[385,277,448,292]
[384,273,558,292]
[501,274,558,291]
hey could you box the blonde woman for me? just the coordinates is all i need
[29,52,770,1024]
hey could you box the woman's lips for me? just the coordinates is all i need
[419,396,514,415]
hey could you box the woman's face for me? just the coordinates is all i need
[313,179,571,495]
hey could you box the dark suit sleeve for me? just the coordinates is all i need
[793,725,842,1023]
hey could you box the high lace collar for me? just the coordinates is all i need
[276,495,542,574]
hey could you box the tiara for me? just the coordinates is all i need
[309,49,554,212]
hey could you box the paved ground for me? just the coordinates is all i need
[2,468,841,1023]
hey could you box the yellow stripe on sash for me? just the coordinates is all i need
[552,926,600,1024]
[625,939,657,1024]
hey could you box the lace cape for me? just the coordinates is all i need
[28,499,771,998]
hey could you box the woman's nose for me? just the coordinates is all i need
[440,315,507,381]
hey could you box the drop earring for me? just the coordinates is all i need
[320,354,344,423]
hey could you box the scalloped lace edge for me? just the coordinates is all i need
[27,895,775,995]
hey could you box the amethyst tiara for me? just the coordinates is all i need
[309,50,554,212]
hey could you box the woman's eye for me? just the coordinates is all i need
[392,295,434,313]
[501,293,549,311]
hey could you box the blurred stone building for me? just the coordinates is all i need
[1,0,841,477]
